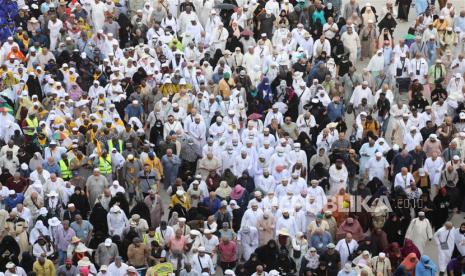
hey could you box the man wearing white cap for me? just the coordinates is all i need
[47,14,63,51]
[95,238,119,266]
[276,209,298,237]
[264,104,284,127]
[371,252,392,275]
[365,151,389,181]
[410,52,430,86]
[424,152,445,189]
[405,211,433,254]
[403,126,423,152]
[394,52,411,79]
[434,222,456,274]
[349,81,373,115]
[341,25,360,63]
[202,229,219,266]
[192,246,214,274]
[210,23,229,53]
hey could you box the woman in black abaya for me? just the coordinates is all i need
[0,235,20,268]
[397,0,412,21]
[89,202,109,235]
[68,186,90,220]
[130,201,151,226]
[226,21,244,53]
[378,13,397,36]
[255,240,279,271]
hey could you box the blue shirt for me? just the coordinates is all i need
[70,220,94,243]
[310,231,332,253]
[125,104,144,119]
[43,161,61,176]
[202,197,221,214]
[4,193,24,210]
[327,102,345,122]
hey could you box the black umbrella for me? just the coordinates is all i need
[213,3,237,10]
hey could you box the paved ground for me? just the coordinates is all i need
[156,0,465,273]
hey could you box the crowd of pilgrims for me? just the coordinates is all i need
[2,0,465,275]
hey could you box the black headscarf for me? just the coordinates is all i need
[0,235,20,268]
[130,202,151,225]
[378,13,397,32]
[255,240,279,271]
[109,192,130,218]
[89,202,109,235]
[244,253,263,275]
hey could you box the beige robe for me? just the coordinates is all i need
[257,215,276,246]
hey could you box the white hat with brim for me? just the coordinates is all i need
[48,217,61,226]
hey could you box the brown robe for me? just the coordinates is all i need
[257,215,276,246]
[144,194,164,229]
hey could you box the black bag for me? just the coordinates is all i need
[346,103,354,114]
[396,77,411,93]
[293,248,301,259]
[346,242,356,261]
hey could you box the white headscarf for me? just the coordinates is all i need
[30,220,50,244]
[375,137,391,154]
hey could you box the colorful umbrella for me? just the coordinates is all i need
[52,132,67,140]
[240,30,254,36]
[0,105,13,114]
[213,3,236,10]
[248,113,263,120]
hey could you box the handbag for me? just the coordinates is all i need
[440,230,451,250]
[293,248,301,259]
[346,242,356,261]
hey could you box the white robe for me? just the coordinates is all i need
[423,157,445,186]
[434,226,456,271]
[255,175,276,194]
[350,86,374,107]
[241,209,263,228]
[275,216,298,237]
[192,253,214,274]
[405,218,433,253]
[238,227,259,260]
[307,186,327,208]
[107,212,129,238]
[234,156,253,177]
[91,2,106,31]
[341,32,360,63]
[335,239,358,265]
[328,165,348,193]
[454,228,465,256]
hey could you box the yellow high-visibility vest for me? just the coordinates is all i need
[98,155,112,174]
[25,117,38,135]
[59,159,72,179]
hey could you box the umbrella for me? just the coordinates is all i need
[240,29,254,36]
[248,113,263,120]
[0,105,13,114]
[213,3,237,10]
[52,132,67,140]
